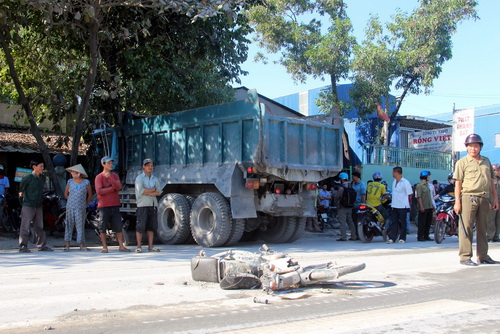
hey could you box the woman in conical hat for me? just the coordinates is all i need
[64,164,92,251]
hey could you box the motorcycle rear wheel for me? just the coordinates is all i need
[434,218,446,244]
[357,218,374,243]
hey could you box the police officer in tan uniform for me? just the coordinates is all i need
[453,134,499,266]
[488,164,500,242]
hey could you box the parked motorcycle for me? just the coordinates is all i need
[434,194,458,244]
[0,194,21,234]
[86,199,130,246]
[42,191,66,236]
[356,203,388,243]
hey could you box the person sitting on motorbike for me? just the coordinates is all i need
[439,172,455,197]
[366,172,391,229]
[318,184,331,208]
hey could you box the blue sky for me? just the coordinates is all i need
[236,0,500,117]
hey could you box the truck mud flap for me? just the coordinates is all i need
[191,256,220,283]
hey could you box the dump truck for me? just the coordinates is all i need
[92,89,343,247]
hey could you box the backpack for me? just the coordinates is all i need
[340,184,356,208]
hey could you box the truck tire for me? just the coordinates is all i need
[286,217,306,243]
[157,193,191,244]
[224,219,245,246]
[258,216,296,243]
[190,192,232,247]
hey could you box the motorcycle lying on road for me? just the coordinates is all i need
[434,194,458,244]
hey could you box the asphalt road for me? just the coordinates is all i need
[1,230,499,334]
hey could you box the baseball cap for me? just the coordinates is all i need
[143,158,153,166]
[101,156,114,164]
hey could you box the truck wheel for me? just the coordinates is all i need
[224,219,245,246]
[190,192,232,247]
[287,217,306,243]
[258,216,296,243]
[157,193,191,244]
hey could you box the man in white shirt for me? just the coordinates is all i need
[134,158,162,252]
[388,166,413,244]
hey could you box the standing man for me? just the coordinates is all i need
[454,134,499,266]
[351,171,366,224]
[488,164,500,242]
[337,172,357,241]
[134,158,161,252]
[18,160,53,253]
[0,165,10,196]
[415,170,434,241]
[0,165,10,226]
[387,167,413,244]
[95,156,130,253]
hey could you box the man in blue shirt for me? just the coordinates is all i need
[351,171,366,225]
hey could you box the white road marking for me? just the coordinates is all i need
[215,299,488,334]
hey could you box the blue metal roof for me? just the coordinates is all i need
[273,84,395,118]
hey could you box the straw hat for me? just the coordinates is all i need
[66,164,88,178]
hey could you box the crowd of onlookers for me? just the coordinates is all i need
[307,133,500,266]
[0,156,162,254]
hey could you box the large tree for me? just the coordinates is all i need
[247,0,356,165]
[0,0,252,195]
[350,0,478,145]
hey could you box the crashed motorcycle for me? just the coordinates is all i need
[191,244,365,291]
[434,194,458,244]
[356,204,388,243]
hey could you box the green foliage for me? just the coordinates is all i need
[93,8,252,116]
[247,0,356,114]
[351,0,478,122]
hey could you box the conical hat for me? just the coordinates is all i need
[66,164,88,178]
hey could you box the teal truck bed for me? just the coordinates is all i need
[117,90,343,247]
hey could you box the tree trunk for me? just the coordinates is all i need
[0,31,64,197]
[329,74,351,168]
[69,17,100,166]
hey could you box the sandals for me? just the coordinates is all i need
[148,247,160,252]
[119,248,131,252]
[101,248,108,253]
[64,247,70,252]
[135,248,142,253]
[80,248,91,251]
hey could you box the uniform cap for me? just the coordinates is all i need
[143,158,153,166]
[464,133,483,146]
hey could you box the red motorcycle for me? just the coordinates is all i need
[434,194,458,244]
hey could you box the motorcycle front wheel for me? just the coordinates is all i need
[434,218,446,244]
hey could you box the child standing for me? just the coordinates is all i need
[64,164,92,251]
